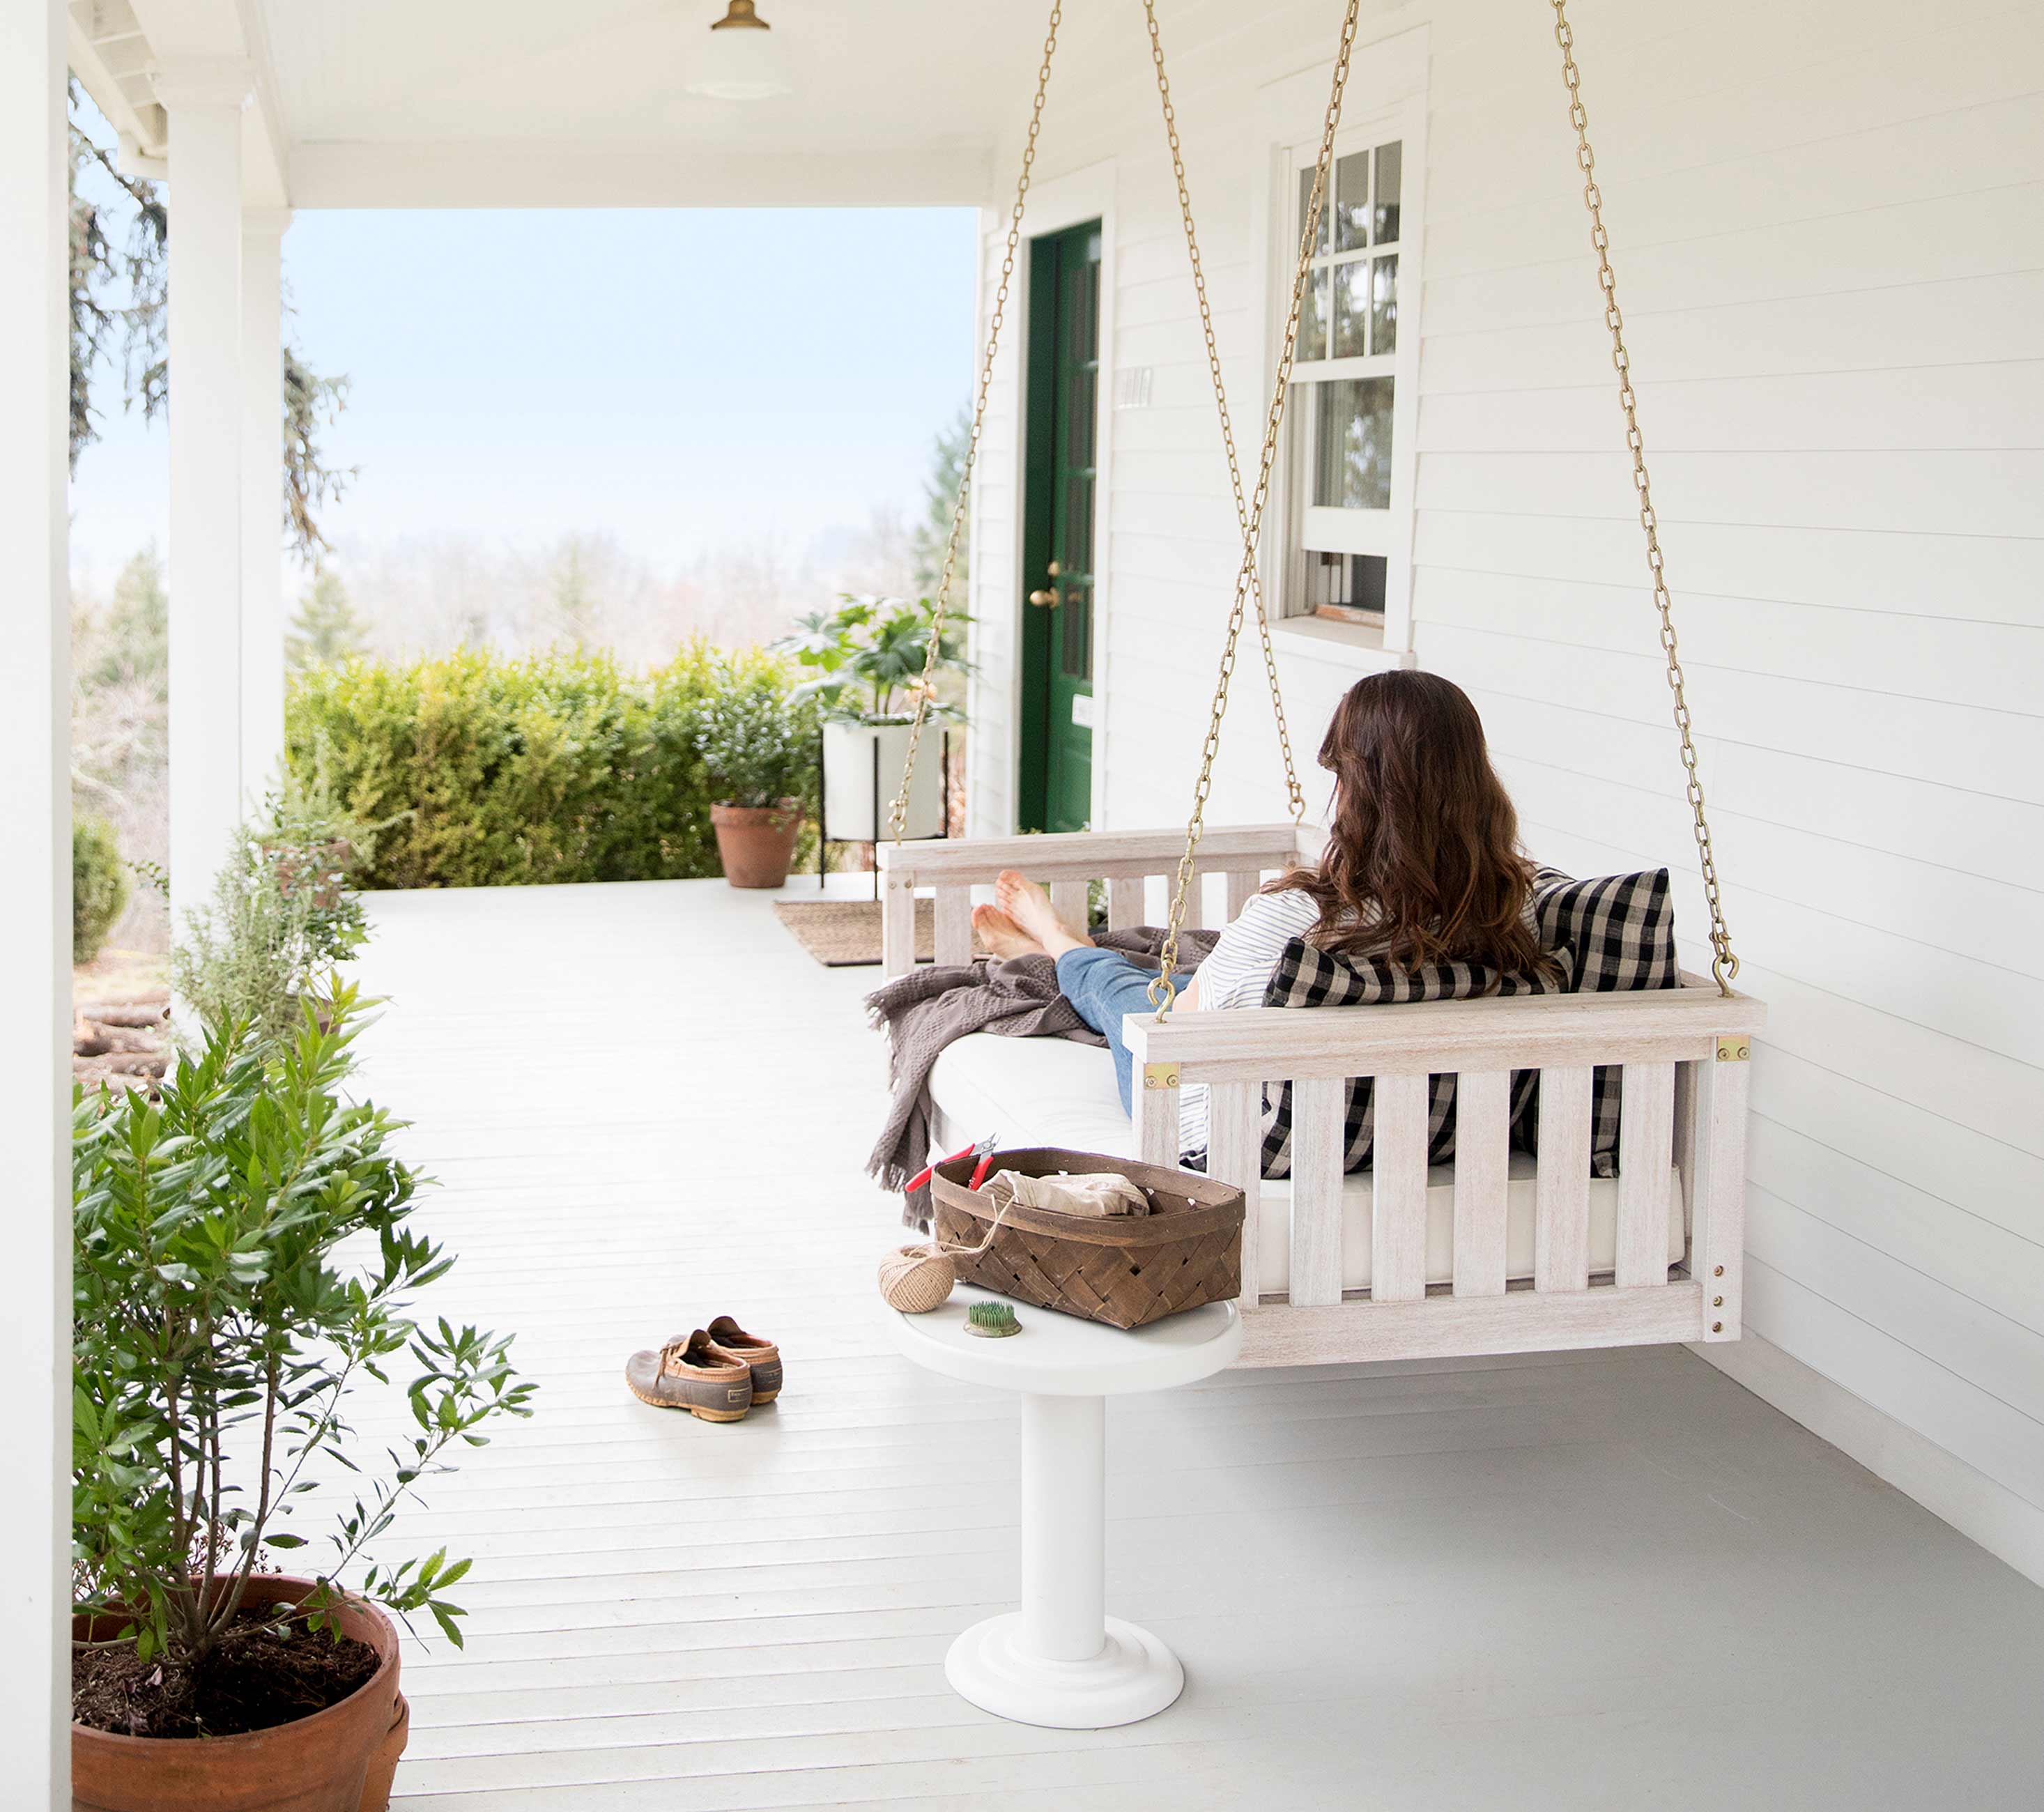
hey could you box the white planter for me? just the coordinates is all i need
[823,719,947,843]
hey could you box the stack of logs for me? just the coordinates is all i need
[74,990,170,1095]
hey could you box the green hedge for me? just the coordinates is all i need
[73,815,130,962]
[285,645,817,889]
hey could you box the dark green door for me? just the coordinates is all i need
[1018,221,1100,834]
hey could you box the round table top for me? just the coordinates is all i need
[890,1285,1241,1397]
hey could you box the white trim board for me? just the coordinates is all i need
[1697,1331,2044,1590]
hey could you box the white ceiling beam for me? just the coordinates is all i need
[67,2,167,165]
[122,0,288,204]
[287,138,997,211]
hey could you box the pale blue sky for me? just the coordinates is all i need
[68,206,978,583]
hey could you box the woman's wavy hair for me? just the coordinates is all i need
[1273,670,1550,976]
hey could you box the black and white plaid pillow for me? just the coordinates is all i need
[1522,866,1682,1174]
[1255,940,1574,1181]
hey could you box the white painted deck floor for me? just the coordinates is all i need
[350,877,2044,1811]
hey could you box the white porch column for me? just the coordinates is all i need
[240,208,291,801]
[157,59,251,934]
[0,0,73,1797]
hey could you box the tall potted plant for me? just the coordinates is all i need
[696,660,816,889]
[774,594,969,843]
[71,988,535,1811]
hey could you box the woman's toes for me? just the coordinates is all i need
[972,904,1038,958]
[996,868,1054,934]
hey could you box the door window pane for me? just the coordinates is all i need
[1061,578,1091,680]
[1333,149,1371,252]
[1371,254,1398,355]
[1373,141,1401,245]
[1313,377,1395,511]
[1298,166,1328,256]
[1332,258,1371,358]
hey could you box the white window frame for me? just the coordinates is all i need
[1290,129,1406,560]
[1254,31,1427,669]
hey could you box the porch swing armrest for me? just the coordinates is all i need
[875,823,1302,887]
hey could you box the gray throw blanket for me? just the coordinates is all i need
[866,926,1220,1227]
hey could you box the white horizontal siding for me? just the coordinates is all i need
[964,0,2044,1574]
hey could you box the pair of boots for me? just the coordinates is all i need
[626,1316,782,1422]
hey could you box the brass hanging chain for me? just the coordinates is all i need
[1551,0,1738,994]
[1149,0,1362,1015]
[887,0,1064,842]
[1141,0,1307,827]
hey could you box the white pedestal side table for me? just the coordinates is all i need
[890,1284,1242,1729]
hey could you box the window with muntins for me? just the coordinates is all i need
[1286,135,1404,627]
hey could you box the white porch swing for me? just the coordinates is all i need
[875,0,1767,1369]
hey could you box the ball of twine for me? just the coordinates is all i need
[877,1243,955,1314]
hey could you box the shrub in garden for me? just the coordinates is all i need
[171,815,369,1050]
[73,814,130,962]
[285,644,817,889]
[696,656,820,808]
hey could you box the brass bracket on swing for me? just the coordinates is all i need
[1716,1036,1751,1064]
[1143,1062,1182,1091]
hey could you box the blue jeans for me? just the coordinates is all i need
[1055,947,1188,1115]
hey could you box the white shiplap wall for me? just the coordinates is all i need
[965,0,2044,1579]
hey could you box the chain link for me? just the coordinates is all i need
[1141,0,1307,827]
[1149,0,1362,1015]
[886,0,1064,843]
[1551,0,1739,994]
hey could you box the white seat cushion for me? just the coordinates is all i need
[925,1032,1685,1296]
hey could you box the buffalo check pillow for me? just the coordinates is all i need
[1523,865,1682,1174]
[1254,940,1575,1181]
[1252,866,1679,1181]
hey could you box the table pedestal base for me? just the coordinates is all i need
[944,1611,1184,1730]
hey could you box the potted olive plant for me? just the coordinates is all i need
[696,660,817,889]
[773,594,969,843]
[71,986,535,1811]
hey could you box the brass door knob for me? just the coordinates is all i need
[1028,588,1059,607]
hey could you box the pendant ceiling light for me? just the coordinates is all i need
[687,1,792,102]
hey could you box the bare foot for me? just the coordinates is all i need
[971,903,1042,960]
[995,869,1093,956]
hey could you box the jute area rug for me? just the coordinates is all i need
[772,896,988,969]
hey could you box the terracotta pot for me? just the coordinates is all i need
[72,1576,406,1812]
[710,799,803,889]
[261,838,355,910]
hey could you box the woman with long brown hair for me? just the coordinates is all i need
[974,670,1551,1153]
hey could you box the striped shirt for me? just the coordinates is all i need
[1176,888,1324,1158]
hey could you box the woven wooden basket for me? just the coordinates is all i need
[930,1147,1245,1330]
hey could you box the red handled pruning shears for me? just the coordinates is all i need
[905,1133,999,1197]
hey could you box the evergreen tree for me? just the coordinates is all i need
[909,406,972,597]
[68,81,351,557]
[546,534,606,648]
[287,568,369,670]
[84,546,169,695]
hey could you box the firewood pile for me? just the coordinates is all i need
[74,989,170,1096]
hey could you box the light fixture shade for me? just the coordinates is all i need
[688,1,792,102]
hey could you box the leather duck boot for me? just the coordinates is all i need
[706,1315,783,1405]
[625,1330,754,1422]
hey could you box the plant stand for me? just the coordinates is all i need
[889,1284,1241,1728]
[817,725,951,898]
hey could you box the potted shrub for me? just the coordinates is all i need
[71,985,535,1811]
[774,594,969,843]
[696,660,815,889]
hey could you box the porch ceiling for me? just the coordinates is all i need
[102,0,1136,208]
